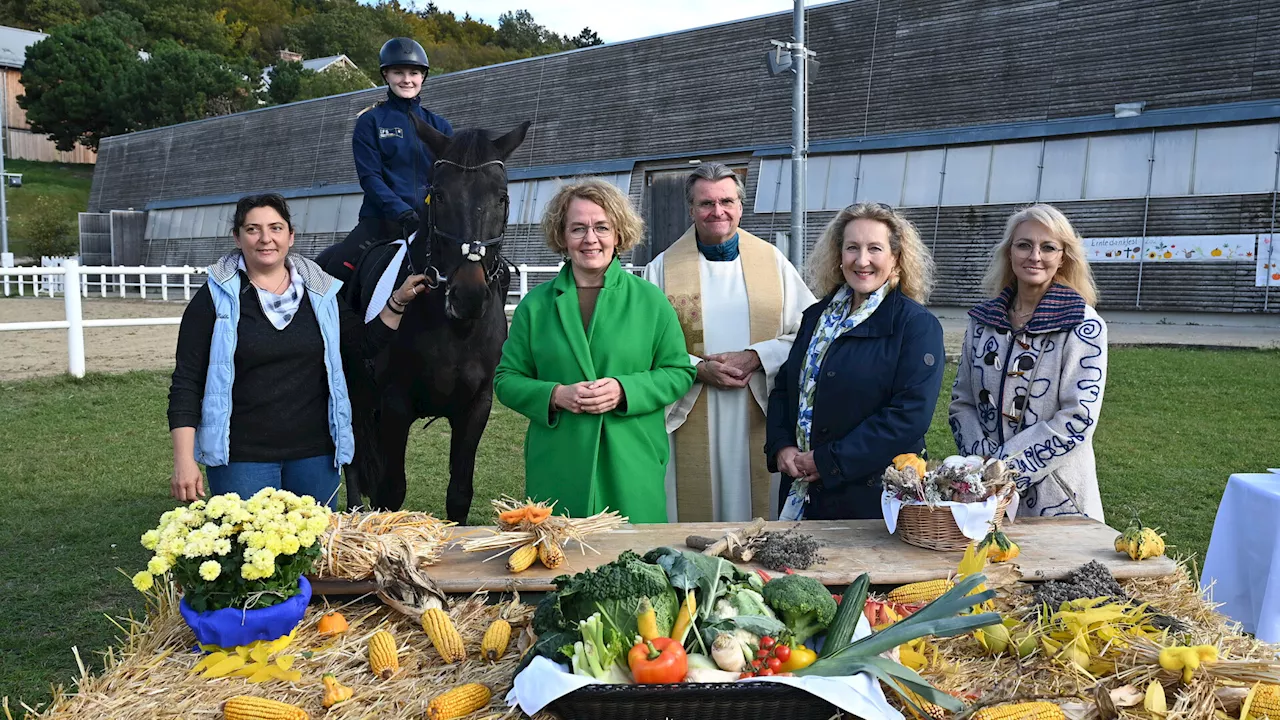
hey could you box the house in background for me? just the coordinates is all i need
[260,50,374,96]
[0,24,97,164]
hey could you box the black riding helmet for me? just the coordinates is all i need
[379,37,429,71]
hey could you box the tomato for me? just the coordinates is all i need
[758,668,775,676]
[756,648,770,659]
[766,657,782,670]
[760,636,775,649]
[751,659,763,670]
[773,644,792,662]
[739,672,753,679]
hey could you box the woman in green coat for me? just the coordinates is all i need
[494,179,695,523]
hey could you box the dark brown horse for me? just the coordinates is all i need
[343,118,530,523]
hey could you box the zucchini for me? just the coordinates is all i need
[819,573,871,659]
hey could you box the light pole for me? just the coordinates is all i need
[789,0,807,269]
[1,70,9,257]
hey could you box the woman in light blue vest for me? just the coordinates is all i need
[167,193,428,508]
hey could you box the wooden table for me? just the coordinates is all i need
[308,516,1176,597]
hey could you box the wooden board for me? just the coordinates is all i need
[307,516,1176,597]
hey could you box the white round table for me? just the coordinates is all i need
[1201,472,1280,642]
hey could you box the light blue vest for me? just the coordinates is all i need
[194,252,355,468]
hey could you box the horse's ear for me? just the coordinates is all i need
[492,121,531,160]
[411,113,451,158]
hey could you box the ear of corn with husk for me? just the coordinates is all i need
[367,630,399,679]
[422,607,467,663]
[427,683,492,720]
[222,695,310,720]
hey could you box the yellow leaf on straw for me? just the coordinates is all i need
[203,654,247,678]
[246,665,276,683]
[191,651,228,674]
[275,654,296,671]
[1145,680,1168,716]
[249,645,271,664]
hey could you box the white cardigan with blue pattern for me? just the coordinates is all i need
[948,285,1108,521]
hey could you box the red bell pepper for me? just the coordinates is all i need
[627,637,688,684]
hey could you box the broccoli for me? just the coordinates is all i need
[550,550,680,640]
[761,574,837,645]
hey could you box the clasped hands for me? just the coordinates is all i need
[696,349,761,389]
[775,446,819,483]
[553,378,625,414]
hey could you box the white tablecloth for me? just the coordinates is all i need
[1201,473,1280,643]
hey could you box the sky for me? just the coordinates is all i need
[424,1,797,44]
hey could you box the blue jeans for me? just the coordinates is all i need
[206,454,341,509]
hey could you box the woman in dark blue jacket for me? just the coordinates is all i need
[766,203,945,520]
[316,37,452,282]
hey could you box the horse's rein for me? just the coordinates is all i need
[411,159,510,288]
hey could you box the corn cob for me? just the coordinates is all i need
[1244,683,1280,719]
[901,688,946,719]
[481,619,512,661]
[508,543,538,572]
[367,630,399,679]
[972,701,1065,719]
[538,540,565,569]
[887,578,953,604]
[422,607,467,663]
[222,695,310,720]
[427,683,493,720]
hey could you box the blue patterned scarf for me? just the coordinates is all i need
[795,282,889,451]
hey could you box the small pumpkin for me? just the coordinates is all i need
[322,673,354,708]
[892,453,928,479]
[317,611,349,637]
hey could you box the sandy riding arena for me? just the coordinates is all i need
[0,297,183,381]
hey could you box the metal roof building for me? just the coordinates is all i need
[87,0,1280,312]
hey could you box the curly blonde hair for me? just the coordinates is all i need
[981,203,1098,306]
[541,178,645,257]
[805,203,935,303]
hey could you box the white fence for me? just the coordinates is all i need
[0,260,644,378]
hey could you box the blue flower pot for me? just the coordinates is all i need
[179,575,311,648]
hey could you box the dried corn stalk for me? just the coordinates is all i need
[319,510,454,580]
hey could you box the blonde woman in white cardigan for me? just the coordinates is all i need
[949,204,1107,520]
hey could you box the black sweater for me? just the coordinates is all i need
[168,277,392,462]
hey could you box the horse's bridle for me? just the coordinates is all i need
[409,158,510,289]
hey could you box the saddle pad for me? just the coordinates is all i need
[363,232,415,324]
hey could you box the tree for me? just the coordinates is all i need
[100,0,238,56]
[285,2,383,80]
[297,63,374,101]
[17,13,142,151]
[0,0,84,31]
[265,59,311,105]
[120,39,256,128]
[495,9,546,52]
[572,27,603,48]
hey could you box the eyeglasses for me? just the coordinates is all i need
[694,198,740,212]
[567,224,614,240]
[1012,240,1064,257]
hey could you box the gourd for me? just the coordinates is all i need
[317,612,349,637]
[321,673,353,708]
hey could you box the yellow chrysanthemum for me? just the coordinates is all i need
[280,535,300,555]
[132,570,154,592]
[213,538,232,556]
[199,560,221,581]
[147,555,171,575]
[140,530,160,550]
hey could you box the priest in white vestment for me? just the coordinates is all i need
[643,163,816,523]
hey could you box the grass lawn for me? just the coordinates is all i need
[2,347,1277,706]
[3,159,95,259]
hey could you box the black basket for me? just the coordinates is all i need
[547,681,851,720]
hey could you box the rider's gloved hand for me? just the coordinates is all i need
[397,209,420,240]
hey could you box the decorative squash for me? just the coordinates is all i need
[317,612,349,637]
[977,523,1020,563]
[321,673,353,708]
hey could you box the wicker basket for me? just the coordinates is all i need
[547,681,854,720]
[894,486,1016,552]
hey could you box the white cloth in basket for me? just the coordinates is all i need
[881,489,1019,541]
[506,615,902,719]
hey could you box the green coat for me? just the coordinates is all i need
[494,260,695,523]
